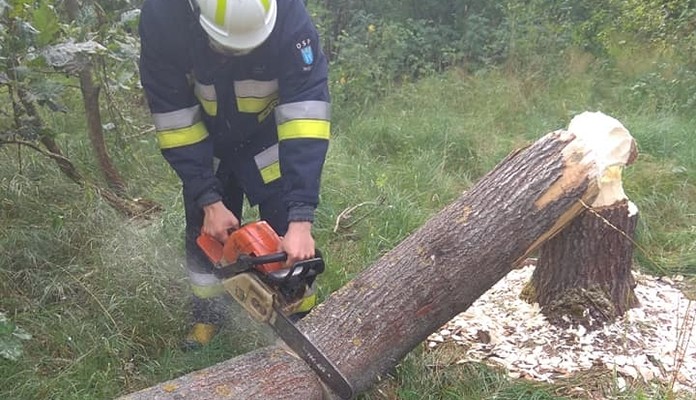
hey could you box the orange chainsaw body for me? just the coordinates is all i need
[196,221,285,274]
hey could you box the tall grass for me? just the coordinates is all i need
[2,50,695,399]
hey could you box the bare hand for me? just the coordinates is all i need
[202,201,240,243]
[280,221,315,267]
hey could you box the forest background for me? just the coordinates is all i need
[1,0,695,399]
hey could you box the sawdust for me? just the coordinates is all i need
[426,264,696,396]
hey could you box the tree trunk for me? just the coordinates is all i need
[120,113,635,400]
[525,113,640,328]
[78,67,128,195]
[529,200,640,327]
[65,0,128,195]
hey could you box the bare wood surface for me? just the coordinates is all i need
[121,125,630,399]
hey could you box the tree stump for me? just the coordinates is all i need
[120,112,636,400]
[526,112,640,328]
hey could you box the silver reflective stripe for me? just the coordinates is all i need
[151,105,202,131]
[194,81,217,101]
[188,270,221,286]
[213,157,221,174]
[254,143,279,169]
[234,79,279,98]
[275,101,331,125]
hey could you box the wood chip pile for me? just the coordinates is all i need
[427,265,696,393]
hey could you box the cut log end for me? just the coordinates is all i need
[566,111,637,207]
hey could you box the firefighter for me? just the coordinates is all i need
[138,0,330,349]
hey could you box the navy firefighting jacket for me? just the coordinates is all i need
[139,0,330,216]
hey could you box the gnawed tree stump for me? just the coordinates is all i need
[529,200,640,327]
[525,112,640,328]
[121,112,635,400]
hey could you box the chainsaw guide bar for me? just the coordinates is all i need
[271,305,354,400]
[222,273,354,399]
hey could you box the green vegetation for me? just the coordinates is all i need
[2,1,695,399]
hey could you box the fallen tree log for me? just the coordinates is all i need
[121,112,636,400]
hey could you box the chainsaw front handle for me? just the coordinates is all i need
[267,255,325,284]
[237,251,288,266]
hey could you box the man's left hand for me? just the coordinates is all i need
[281,221,315,267]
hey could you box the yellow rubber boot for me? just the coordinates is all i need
[182,323,218,351]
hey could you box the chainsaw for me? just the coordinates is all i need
[196,221,354,400]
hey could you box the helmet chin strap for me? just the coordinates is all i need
[209,39,254,56]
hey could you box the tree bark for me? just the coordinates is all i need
[78,67,128,195]
[121,115,635,399]
[530,200,640,327]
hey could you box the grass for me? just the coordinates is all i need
[1,50,695,399]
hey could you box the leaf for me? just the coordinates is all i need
[32,1,61,46]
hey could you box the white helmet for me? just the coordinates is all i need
[195,0,277,52]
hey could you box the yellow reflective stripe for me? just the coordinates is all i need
[254,144,281,183]
[258,98,279,123]
[215,0,227,26]
[260,0,270,12]
[194,81,217,116]
[190,282,225,299]
[199,98,218,116]
[156,121,208,149]
[234,80,278,114]
[237,93,279,113]
[277,119,330,141]
[260,161,281,183]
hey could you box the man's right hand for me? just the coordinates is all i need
[202,201,240,243]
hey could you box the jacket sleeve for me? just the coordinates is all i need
[275,0,331,220]
[139,0,222,208]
